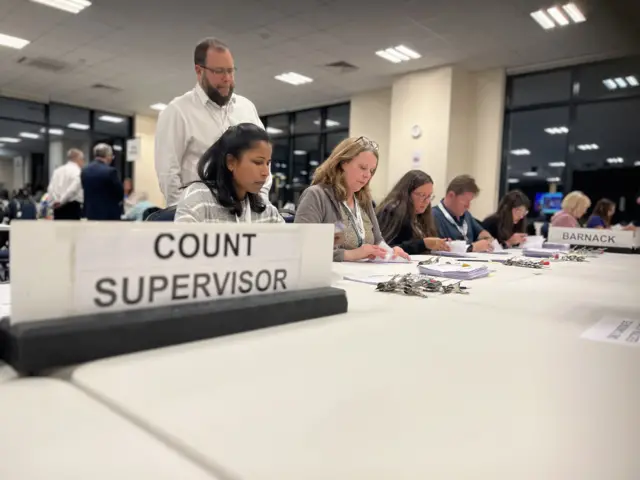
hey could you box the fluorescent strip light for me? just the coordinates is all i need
[113,145,123,152]
[626,76,639,87]
[309,161,319,167]
[19,132,40,139]
[508,178,520,184]
[614,77,627,88]
[293,150,307,155]
[548,162,566,167]
[530,10,556,29]
[523,171,538,177]
[634,161,640,167]
[384,48,410,61]
[150,103,167,111]
[313,119,341,127]
[547,177,561,182]
[98,115,124,123]
[602,79,617,90]
[67,122,90,130]
[547,6,569,26]
[375,50,402,63]
[300,170,308,176]
[275,72,313,86]
[0,137,21,143]
[510,149,531,156]
[606,157,624,164]
[266,126,283,135]
[48,128,64,135]
[544,126,569,134]
[30,0,92,14]
[577,143,599,151]
[0,33,30,49]
[562,3,586,23]
[395,45,421,59]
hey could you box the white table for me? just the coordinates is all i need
[70,253,640,480]
[0,378,220,480]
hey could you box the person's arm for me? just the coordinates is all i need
[294,187,345,261]
[155,105,187,206]
[58,173,82,205]
[174,185,205,223]
[109,168,124,201]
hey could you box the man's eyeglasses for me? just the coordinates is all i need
[356,136,379,152]
[198,65,237,76]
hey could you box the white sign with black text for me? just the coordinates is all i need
[581,316,640,347]
[126,137,141,162]
[548,226,637,249]
[9,222,334,323]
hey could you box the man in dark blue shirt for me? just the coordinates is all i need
[433,175,493,252]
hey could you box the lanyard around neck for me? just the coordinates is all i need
[437,202,468,241]
[341,198,364,247]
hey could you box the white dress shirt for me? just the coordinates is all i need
[47,161,83,205]
[155,84,272,206]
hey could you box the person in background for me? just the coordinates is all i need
[81,144,124,221]
[586,198,636,230]
[175,123,282,223]
[122,178,138,215]
[376,170,450,255]
[482,190,530,248]
[155,37,271,207]
[47,148,85,220]
[123,192,156,221]
[550,191,590,228]
[433,175,493,252]
[295,136,409,262]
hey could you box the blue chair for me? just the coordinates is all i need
[145,206,177,222]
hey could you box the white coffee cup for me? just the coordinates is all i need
[448,240,468,254]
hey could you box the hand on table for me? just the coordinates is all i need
[345,244,388,261]
[472,238,494,253]
[424,237,450,252]
[506,233,527,247]
[391,246,410,261]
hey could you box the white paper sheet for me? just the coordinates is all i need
[581,316,640,347]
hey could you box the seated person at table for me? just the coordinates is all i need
[433,175,493,252]
[376,170,450,254]
[295,136,409,262]
[175,123,283,223]
[587,198,636,231]
[550,191,590,228]
[482,190,530,247]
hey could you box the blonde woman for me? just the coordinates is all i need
[551,191,591,228]
[295,136,409,262]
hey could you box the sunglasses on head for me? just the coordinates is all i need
[355,136,379,152]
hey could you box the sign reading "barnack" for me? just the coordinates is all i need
[10,222,333,323]
[548,226,637,249]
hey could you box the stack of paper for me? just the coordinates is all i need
[543,242,570,251]
[418,263,490,280]
[522,248,560,258]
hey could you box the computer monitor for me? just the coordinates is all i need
[534,192,563,214]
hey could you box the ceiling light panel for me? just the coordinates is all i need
[98,115,124,123]
[577,143,599,151]
[508,178,520,184]
[0,33,30,49]
[634,161,640,167]
[548,162,566,167]
[606,157,624,164]
[275,72,313,86]
[266,127,283,135]
[0,137,21,143]
[376,45,421,64]
[544,126,569,135]
[150,103,167,111]
[68,123,90,130]
[510,149,531,156]
[19,132,39,139]
[523,171,538,177]
[547,177,561,182]
[30,0,91,14]
[531,3,586,29]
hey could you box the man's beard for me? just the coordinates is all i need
[201,77,234,106]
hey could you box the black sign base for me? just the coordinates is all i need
[0,287,347,374]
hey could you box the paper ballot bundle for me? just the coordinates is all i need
[418,263,490,280]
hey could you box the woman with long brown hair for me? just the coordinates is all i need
[376,171,450,254]
[482,190,530,247]
[586,198,616,229]
[295,136,409,262]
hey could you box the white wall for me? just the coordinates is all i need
[134,115,165,208]
[348,89,392,203]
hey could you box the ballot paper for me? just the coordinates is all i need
[522,248,560,258]
[581,316,640,347]
[418,263,490,280]
[360,241,411,263]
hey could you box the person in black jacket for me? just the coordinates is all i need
[81,143,124,220]
[376,170,449,254]
[482,190,530,247]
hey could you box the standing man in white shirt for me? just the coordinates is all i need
[47,148,85,220]
[155,37,271,206]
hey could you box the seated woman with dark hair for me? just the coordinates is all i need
[482,190,530,247]
[175,123,283,223]
[587,198,635,230]
[376,170,449,254]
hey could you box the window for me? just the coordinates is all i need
[0,97,46,123]
[293,109,321,135]
[50,103,91,130]
[94,111,131,137]
[502,56,640,224]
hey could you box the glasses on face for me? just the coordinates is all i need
[515,207,529,217]
[413,191,435,202]
[355,136,379,152]
[199,65,237,76]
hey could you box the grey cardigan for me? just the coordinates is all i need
[294,184,383,261]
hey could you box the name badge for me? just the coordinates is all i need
[9,222,333,323]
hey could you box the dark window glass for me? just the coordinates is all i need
[325,104,350,131]
[504,107,570,197]
[271,137,290,206]
[50,103,91,130]
[0,97,46,123]
[509,70,572,108]
[94,111,130,137]
[264,114,289,137]
[576,56,640,100]
[325,131,349,156]
[293,109,321,135]
[293,135,320,188]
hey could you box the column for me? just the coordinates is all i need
[48,140,64,179]
[133,115,165,208]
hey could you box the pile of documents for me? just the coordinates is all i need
[418,263,490,280]
[522,248,560,258]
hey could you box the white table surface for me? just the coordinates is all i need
[70,252,640,480]
[0,378,220,480]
